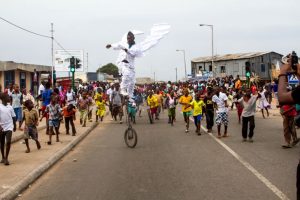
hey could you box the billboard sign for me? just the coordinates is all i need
[54,50,84,72]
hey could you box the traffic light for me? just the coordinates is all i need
[246,71,251,78]
[75,58,81,69]
[245,62,251,78]
[70,56,75,72]
[53,70,57,85]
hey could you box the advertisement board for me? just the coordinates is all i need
[54,50,84,72]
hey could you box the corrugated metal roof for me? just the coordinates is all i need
[191,52,281,63]
[0,61,52,72]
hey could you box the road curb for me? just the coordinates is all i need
[11,125,47,144]
[0,122,99,200]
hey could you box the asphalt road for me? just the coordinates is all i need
[19,107,299,200]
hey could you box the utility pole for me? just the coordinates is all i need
[176,50,187,81]
[50,23,54,87]
[86,52,89,73]
[199,24,214,78]
[154,72,156,83]
[175,67,178,82]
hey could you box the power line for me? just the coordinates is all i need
[0,16,51,39]
[54,38,72,56]
[0,16,73,56]
[1,16,76,60]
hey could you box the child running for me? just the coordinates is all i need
[179,89,193,133]
[190,93,205,135]
[96,96,107,122]
[166,91,176,126]
[147,90,158,123]
[258,87,270,118]
[63,104,77,136]
[77,91,91,127]
[46,96,62,145]
[21,100,41,153]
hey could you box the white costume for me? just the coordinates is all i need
[258,89,270,109]
[110,23,170,97]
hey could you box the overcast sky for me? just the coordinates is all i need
[1,0,300,81]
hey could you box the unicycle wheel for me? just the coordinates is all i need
[124,127,138,148]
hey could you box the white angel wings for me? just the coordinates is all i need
[139,23,171,53]
[120,23,171,55]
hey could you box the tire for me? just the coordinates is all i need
[124,127,138,148]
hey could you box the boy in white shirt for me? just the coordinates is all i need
[212,87,229,138]
[0,93,16,165]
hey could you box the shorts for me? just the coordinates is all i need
[193,115,202,125]
[14,107,22,121]
[97,109,105,117]
[41,106,49,119]
[24,125,38,140]
[128,106,137,117]
[215,112,229,126]
[168,107,176,117]
[80,110,88,121]
[112,105,123,116]
[183,111,192,118]
[150,107,157,115]
[49,119,60,128]
[0,130,12,142]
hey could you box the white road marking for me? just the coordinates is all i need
[188,117,290,200]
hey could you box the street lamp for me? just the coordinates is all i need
[175,67,178,82]
[176,49,187,81]
[199,24,214,78]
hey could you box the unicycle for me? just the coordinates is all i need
[124,98,138,148]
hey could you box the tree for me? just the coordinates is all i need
[97,63,119,77]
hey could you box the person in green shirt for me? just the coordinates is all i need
[190,93,205,135]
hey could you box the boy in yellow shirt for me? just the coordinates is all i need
[179,89,193,133]
[190,93,205,135]
[147,91,158,123]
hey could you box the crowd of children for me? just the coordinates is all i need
[0,75,298,165]
[0,81,114,165]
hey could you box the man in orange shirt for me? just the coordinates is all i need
[235,75,242,89]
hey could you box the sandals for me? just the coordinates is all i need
[282,144,292,149]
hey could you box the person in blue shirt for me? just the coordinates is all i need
[41,82,52,135]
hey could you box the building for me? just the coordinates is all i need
[191,52,283,80]
[97,72,116,82]
[136,77,154,84]
[0,61,52,92]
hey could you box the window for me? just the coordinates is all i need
[261,63,265,72]
[4,71,15,88]
[209,65,212,72]
[20,72,26,90]
[220,66,226,73]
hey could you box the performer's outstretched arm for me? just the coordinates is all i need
[106,43,126,51]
